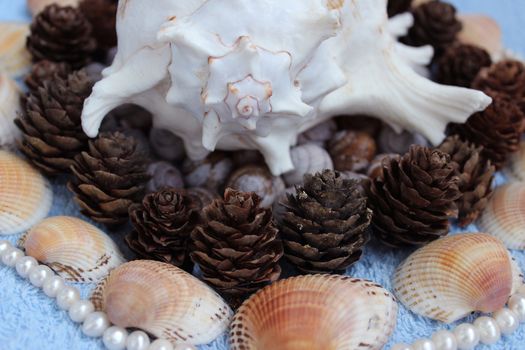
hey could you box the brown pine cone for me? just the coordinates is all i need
[388,0,413,17]
[435,44,492,87]
[328,130,377,173]
[15,70,92,175]
[403,1,462,53]
[68,131,150,226]
[126,188,199,269]
[447,94,525,169]
[369,145,461,246]
[279,170,371,274]
[79,0,118,52]
[472,60,525,99]
[24,60,71,94]
[26,4,96,69]
[190,189,283,298]
[438,135,495,227]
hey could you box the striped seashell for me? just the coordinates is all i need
[91,260,233,345]
[393,233,518,323]
[27,0,80,16]
[0,150,53,235]
[0,23,31,78]
[230,274,397,350]
[478,183,525,250]
[20,216,125,282]
[0,74,22,148]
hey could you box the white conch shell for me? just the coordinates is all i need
[478,183,525,250]
[91,260,233,345]
[0,74,22,147]
[0,23,31,78]
[81,0,491,175]
[393,233,519,323]
[229,274,398,350]
[0,150,53,235]
[20,216,125,282]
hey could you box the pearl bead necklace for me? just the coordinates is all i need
[391,284,525,350]
[0,240,196,350]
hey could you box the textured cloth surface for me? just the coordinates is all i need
[1,0,525,349]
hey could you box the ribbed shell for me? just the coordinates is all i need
[478,183,525,250]
[230,275,398,350]
[91,260,233,345]
[393,233,515,323]
[21,216,125,282]
[0,23,31,78]
[0,150,52,235]
[0,74,22,147]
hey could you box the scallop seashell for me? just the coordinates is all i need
[478,183,525,250]
[283,143,333,186]
[0,23,31,78]
[0,75,22,147]
[230,274,398,350]
[27,0,80,16]
[505,141,525,182]
[20,216,125,282]
[458,15,503,61]
[393,233,518,323]
[0,150,53,235]
[91,260,233,345]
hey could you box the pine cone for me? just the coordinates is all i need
[15,70,92,175]
[79,0,118,52]
[126,188,198,269]
[68,131,150,226]
[438,135,495,227]
[369,145,461,246]
[24,60,71,94]
[26,4,96,69]
[447,94,525,169]
[190,189,283,298]
[388,0,413,17]
[435,44,492,87]
[472,60,525,99]
[279,170,372,274]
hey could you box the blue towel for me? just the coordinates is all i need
[1,0,524,349]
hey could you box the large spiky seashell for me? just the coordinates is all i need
[230,275,397,350]
[0,75,22,148]
[0,23,31,78]
[393,233,517,323]
[0,150,52,235]
[506,141,525,182]
[27,0,80,16]
[20,216,125,282]
[478,183,525,250]
[91,260,233,345]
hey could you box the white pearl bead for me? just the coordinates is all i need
[56,285,80,310]
[412,339,435,350]
[1,247,24,266]
[15,256,38,278]
[103,326,128,350]
[508,293,525,322]
[390,344,413,350]
[126,331,151,350]
[493,308,519,335]
[69,300,95,323]
[28,264,53,287]
[473,316,501,345]
[0,240,12,255]
[147,339,174,350]
[453,323,479,350]
[43,275,65,298]
[82,311,109,337]
[173,344,197,350]
[431,330,457,350]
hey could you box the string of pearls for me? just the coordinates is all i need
[391,283,525,350]
[0,240,196,350]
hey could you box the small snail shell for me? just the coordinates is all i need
[329,130,377,172]
[283,143,333,186]
[149,128,185,162]
[378,124,429,154]
[297,119,337,146]
[146,161,184,193]
[183,152,233,192]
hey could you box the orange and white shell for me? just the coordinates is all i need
[91,260,233,345]
[21,216,125,282]
[0,23,31,78]
[0,150,52,235]
[393,233,517,323]
[229,274,398,350]
[0,75,22,147]
[478,183,525,250]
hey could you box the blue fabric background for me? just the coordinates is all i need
[1,1,525,349]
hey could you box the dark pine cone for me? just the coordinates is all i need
[126,188,199,269]
[24,60,71,94]
[279,170,371,274]
[190,189,283,299]
[26,4,96,69]
[15,70,92,175]
[447,94,525,169]
[388,0,413,17]
[438,135,495,227]
[369,145,461,246]
[79,0,118,52]
[68,131,150,226]
[472,60,525,99]
[435,44,492,87]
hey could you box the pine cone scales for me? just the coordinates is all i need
[436,44,492,87]
[279,170,372,274]
[190,189,283,298]
[79,0,118,51]
[472,60,525,98]
[369,146,461,246]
